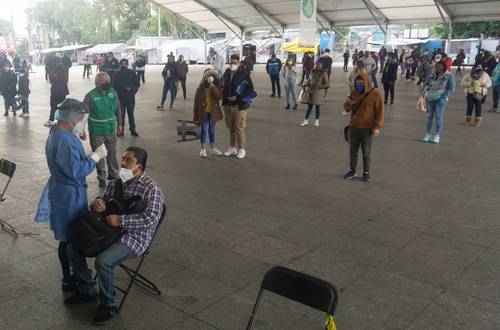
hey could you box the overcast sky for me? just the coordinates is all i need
[1,0,32,37]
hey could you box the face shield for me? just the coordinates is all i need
[54,99,90,134]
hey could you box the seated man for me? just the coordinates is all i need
[65,146,165,325]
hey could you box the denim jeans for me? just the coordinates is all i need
[305,104,320,119]
[370,70,378,88]
[466,93,482,117]
[21,95,29,114]
[200,112,216,145]
[161,79,176,106]
[120,101,136,131]
[426,96,448,135]
[493,85,499,109]
[270,74,281,96]
[68,243,135,307]
[284,79,297,106]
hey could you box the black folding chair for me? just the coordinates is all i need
[0,158,18,238]
[246,266,339,330]
[176,120,200,142]
[114,204,166,313]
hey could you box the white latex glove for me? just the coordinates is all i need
[90,144,108,163]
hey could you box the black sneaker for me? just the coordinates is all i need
[363,171,372,182]
[285,103,290,110]
[293,104,297,110]
[344,170,356,180]
[98,179,106,188]
[131,131,139,137]
[64,292,98,306]
[93,304,117,325]
[270,94,275,97]
[62,276,79,292]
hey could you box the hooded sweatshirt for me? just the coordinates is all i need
[344,73,384,129]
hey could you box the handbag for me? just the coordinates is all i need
[298,89,311,104]
[416,95,427,112]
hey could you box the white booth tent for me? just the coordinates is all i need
[85,43,127,55]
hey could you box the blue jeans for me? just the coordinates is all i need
[305,104,320,119]
[120,101,136,131]
[68,243,135,306]
[21,95,29,114]
[426,96,448,136]
[200,112,216,145]
[370,70,378,88]
[161,79,176,106]
[493,84,499,109]
[285,79,298,106]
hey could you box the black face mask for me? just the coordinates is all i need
[121,65,128,70]
[101,82,110,91]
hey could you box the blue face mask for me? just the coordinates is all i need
[355,83,365,93]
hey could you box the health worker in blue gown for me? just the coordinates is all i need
[37,98,108,291]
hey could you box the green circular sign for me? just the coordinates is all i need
[302,0,315,19]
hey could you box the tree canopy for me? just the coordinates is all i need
[26,0,204,47]
[429,21,500,39]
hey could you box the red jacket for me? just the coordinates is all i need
[445,58,452,72]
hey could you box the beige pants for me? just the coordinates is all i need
[223,106,247,149]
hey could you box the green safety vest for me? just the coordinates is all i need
[88,88,117,136]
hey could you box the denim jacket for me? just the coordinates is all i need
[425,72,456,100]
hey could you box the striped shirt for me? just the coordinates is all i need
[102,173,165,256]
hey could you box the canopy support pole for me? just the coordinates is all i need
[383,21,388,46]
[204,32,208,64]
[446,19,453,53]
[281,26,285,57]
[157,5,161,36]
[240,29,244,59]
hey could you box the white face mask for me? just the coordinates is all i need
[206,76,214,84]
[19,74,25,78]
[119,166,139,183]
[230,64,238,72]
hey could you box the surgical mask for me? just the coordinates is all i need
[355,83,365,93]
[119,166,138,183]
[230,64,237,71]
[19,74,25,78]
[101,82,110,91]
[206,76,214,84]
[287,61,292,65]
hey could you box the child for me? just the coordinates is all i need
[18,68,30,118]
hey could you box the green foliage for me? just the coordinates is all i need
[429,21,500,39]
[27,0,204,46]
[0,18,14,38]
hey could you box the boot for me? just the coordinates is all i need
[464,116,472,126]
[474,117,482,127]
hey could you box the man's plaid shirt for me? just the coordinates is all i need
[101,173,165,256]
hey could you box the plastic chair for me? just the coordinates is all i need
[246,266,339,330]
[114,204,166,313]
[0,158,18,238]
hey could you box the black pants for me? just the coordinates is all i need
[120,101,137,132]
[50,93,66,121]
[343,59,348,72]
[383,81,395,103]
[270,74,281,96]
[299,70,310,85]
[379,58,385,73]
[179,76,187,99]
[349,127,373,172]
[136,70,145,84]
[466,93,483,117]
[58,241,71,280]
[83,64,91,78]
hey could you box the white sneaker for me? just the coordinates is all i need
[341,110,349,116]
[200,149,207,158]
[300,120,309,127]
[236,149,246,159]
[44,120,54,126]
[210,148,223,156]
[223,147,238,157]
[314,120,319,127]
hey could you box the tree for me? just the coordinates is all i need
[0,18,14,38]
[429,21,500,39]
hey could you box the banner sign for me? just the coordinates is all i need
[299,0,317,48]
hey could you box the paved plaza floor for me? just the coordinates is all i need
[0,63,499,329]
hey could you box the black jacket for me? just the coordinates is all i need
[161,63,178,80]
[381,60,399,82]
[135,58,146,69]
[112,68,140,103]
[222,68,254,110]
[0,71,18,97]
[18,75,30,96]
[103,58,120,75]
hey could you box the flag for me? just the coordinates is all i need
[299,0,317,48]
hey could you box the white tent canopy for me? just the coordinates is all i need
[155,0,500,33]
[85,43,127,54]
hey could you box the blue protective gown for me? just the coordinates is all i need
[43,126,96,241]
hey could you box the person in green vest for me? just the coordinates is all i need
[83,72,122,188]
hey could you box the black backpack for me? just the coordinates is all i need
[69,180,146,257]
